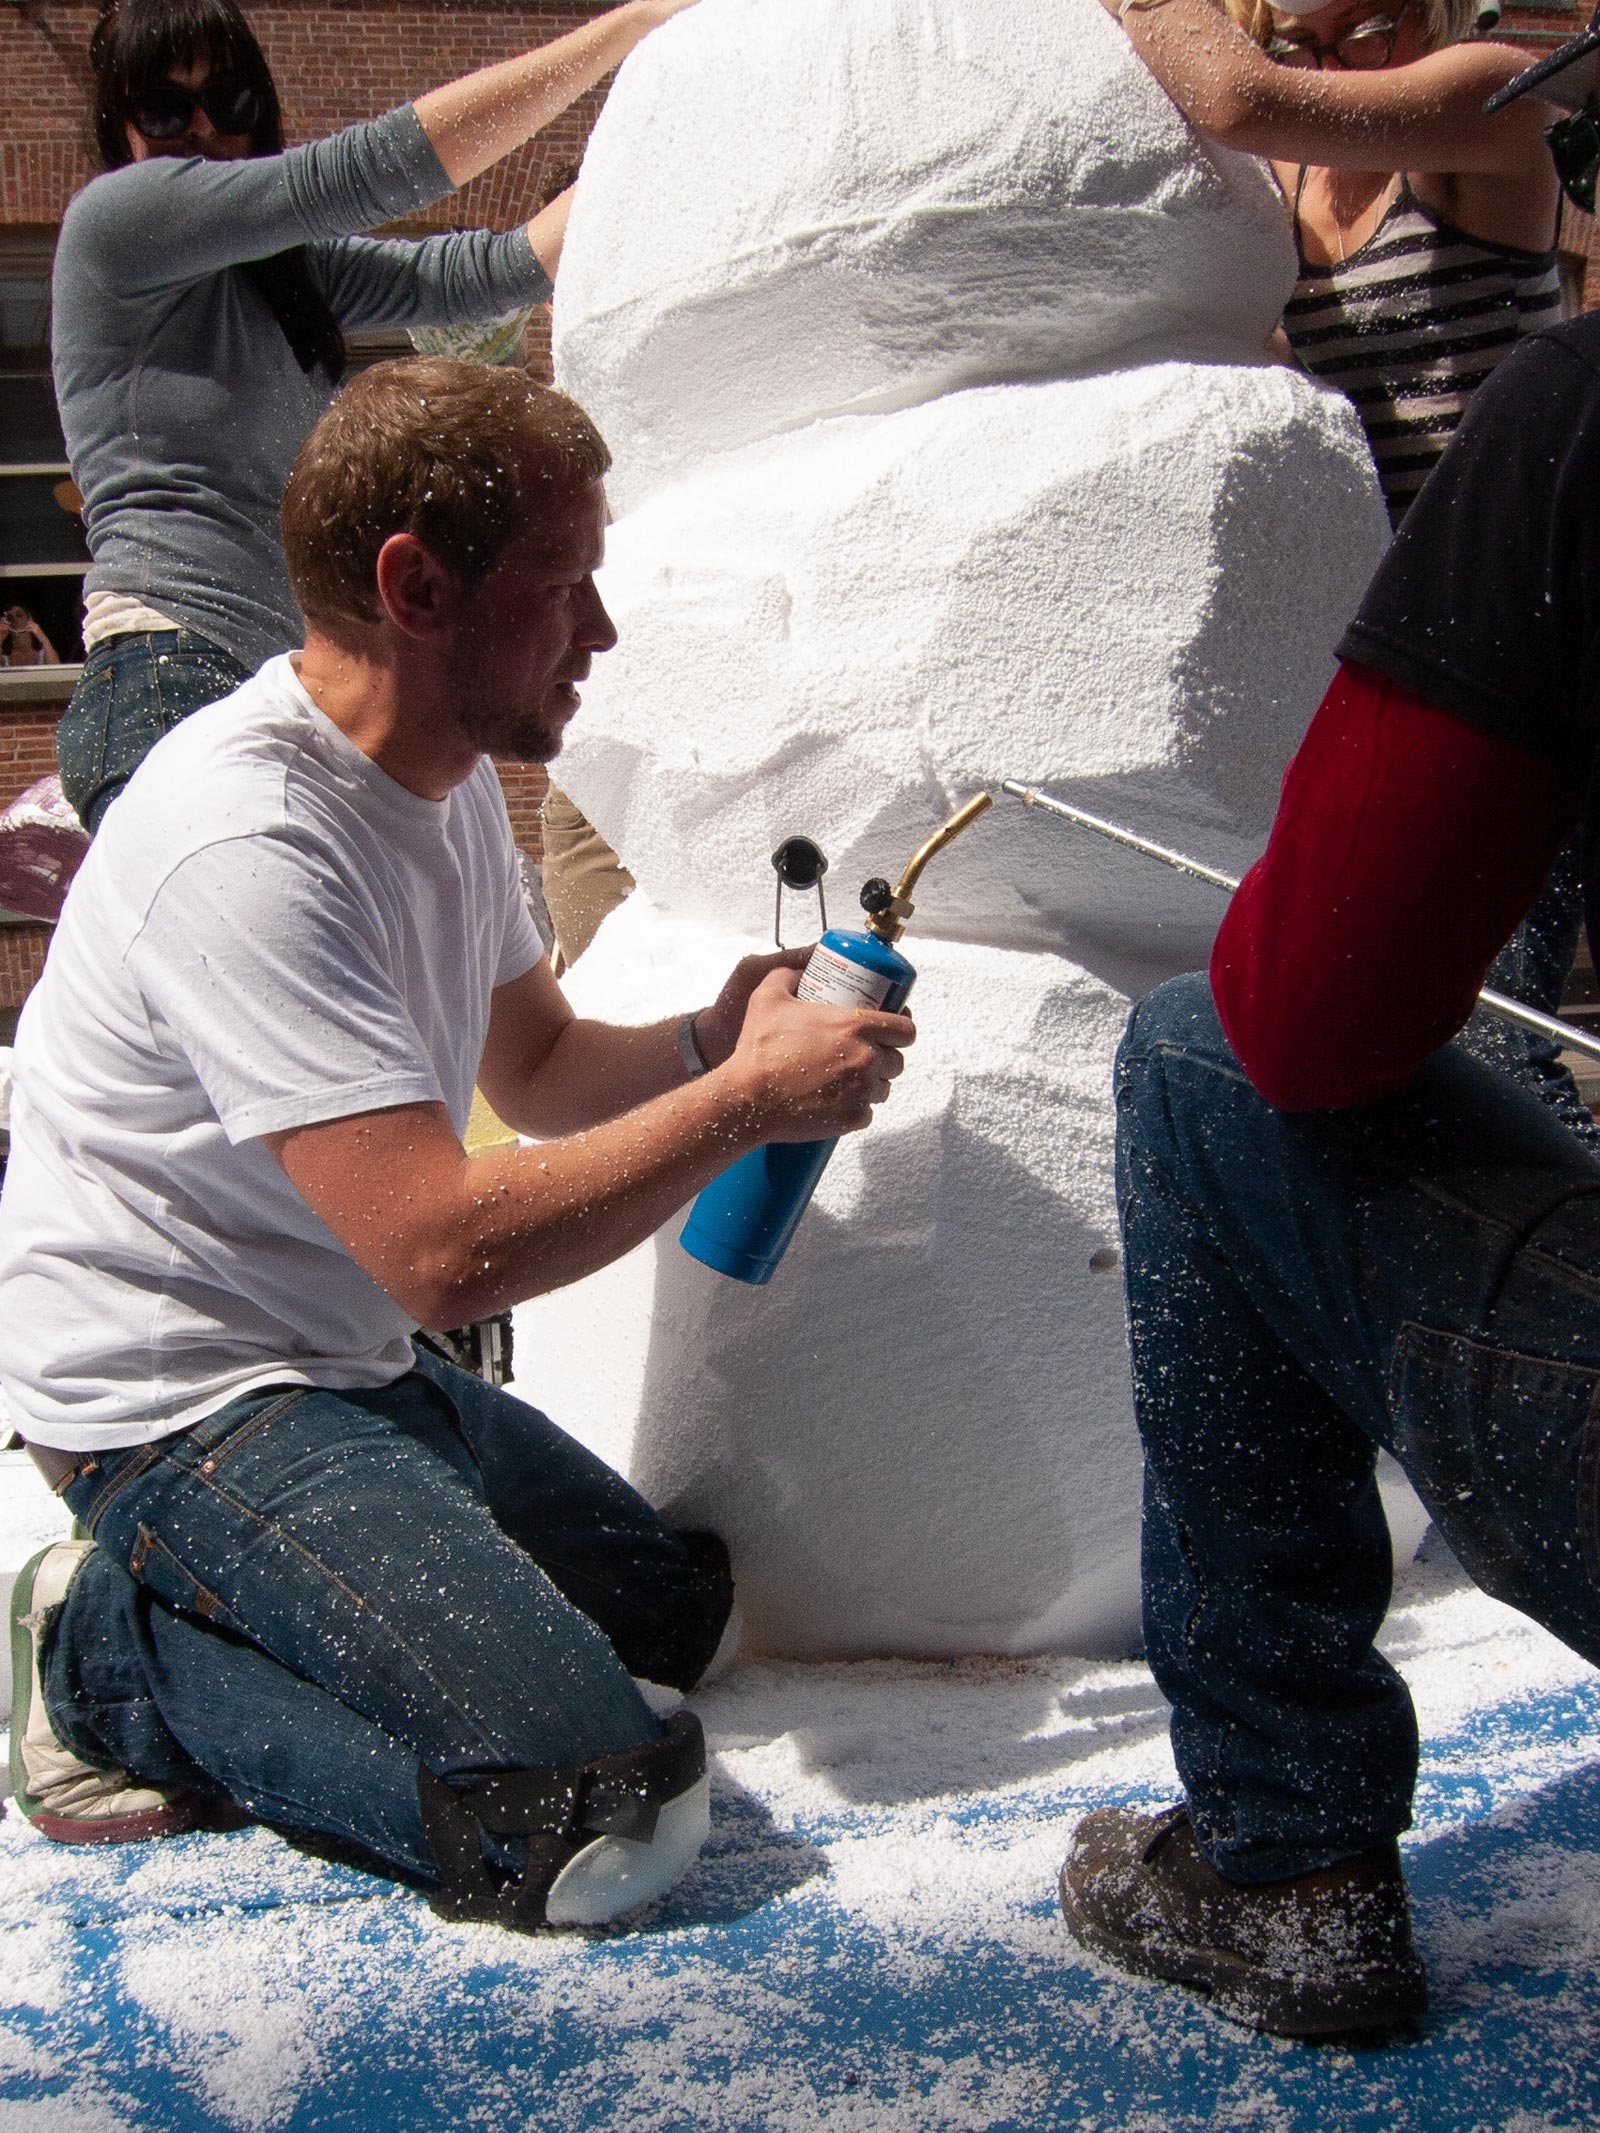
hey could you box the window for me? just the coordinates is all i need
[0,228,88,666]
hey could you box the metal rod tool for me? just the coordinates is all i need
[1001,778,1600,1068]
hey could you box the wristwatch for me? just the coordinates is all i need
[677,1013,710,1078]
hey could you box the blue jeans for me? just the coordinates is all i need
[56,630,251,834]
[1116,974,1600,1885]
[45,1348,731,1884]
[1460,840,1597,1148]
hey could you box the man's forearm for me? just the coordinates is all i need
[494,1012,696,1137]
[277,960,905,1324]
[424,1070,757,1324]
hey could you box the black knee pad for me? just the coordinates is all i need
[419,1708,708,1933]
[654,1528,736,1691]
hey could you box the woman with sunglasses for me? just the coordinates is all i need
[1109,0,1594,1139]
[53,0,696,833]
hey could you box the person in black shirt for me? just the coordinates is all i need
[1057,24,1600,2041]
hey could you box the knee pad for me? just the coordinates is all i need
[662,1528,737,1690]
[418,1709,709,1932]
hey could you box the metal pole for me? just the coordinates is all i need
[1001,778,1600,1069]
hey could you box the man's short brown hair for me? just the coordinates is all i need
[281,357,612,629]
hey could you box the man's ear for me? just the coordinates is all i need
[374,533,460,641]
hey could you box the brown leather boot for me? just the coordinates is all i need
[1059,1803,1427,2039]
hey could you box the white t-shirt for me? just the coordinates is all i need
[0,656,543,1450]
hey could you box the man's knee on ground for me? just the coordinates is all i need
[419,1708,710,1933]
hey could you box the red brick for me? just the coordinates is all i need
[0,923,51,1013]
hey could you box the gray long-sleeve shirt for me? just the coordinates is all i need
[52,106,552,675]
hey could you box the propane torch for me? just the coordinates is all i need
[680,793,993,1284]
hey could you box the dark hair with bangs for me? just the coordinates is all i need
[89,0,344,383]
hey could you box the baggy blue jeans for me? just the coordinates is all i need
[1116,973,1600,1885]
[44,1347,729,1884]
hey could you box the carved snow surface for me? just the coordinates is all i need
[556,0,1299,512]
[516,0,1393,1656]
[534,363,1385,995]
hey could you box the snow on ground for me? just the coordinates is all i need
[4,1448,1600,2131]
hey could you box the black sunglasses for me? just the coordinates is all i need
[130,75,261,142]
[1548,103,1600,215]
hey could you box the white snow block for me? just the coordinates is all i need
[554,361,1387,999]
[556,0,1298,510]
[517,899,1431,1656]
[515,898,1145,1658]
[531,0,1394,1658]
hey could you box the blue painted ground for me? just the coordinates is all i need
[3,1551,1598,2133]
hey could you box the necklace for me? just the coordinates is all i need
[1292,165,1393,268]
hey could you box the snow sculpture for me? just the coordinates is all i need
[513,0,1392,1657]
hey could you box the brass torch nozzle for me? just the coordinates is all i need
[864,792,993,943]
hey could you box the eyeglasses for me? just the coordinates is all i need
[1266,6,1408,69]
[129,75,260,142]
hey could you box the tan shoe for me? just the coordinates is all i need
[1059,1802,1427,2039]
[8,1540,203,1844]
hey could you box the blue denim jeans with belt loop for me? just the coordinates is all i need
[56,629,251,834]
[1116,973,1600,1886]
[44,1347,723,1884]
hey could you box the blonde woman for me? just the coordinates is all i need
[1110,0,1561,526]
[1108,0,1594,1135]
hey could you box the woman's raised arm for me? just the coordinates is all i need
[415,0,697,190]
[1109,0,1555,178]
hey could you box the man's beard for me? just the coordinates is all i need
[452,673,567,765]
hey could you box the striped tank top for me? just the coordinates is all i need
[1281,177,1561,528]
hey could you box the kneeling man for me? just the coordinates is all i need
[2,358,912,1933]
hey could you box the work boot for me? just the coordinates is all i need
[1059,1802,1427,2039]
[8,1540,204,1844]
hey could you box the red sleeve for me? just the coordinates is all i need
[1209,661,1579,1111]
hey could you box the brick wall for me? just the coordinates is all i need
[495,759,548,854]
[1,1,613,228]
[0,709,62,810]
[0,923,50,1017]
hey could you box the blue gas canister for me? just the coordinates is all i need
[680,793,992,1285]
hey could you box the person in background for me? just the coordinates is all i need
[413,145,643,975]
[1112,0,1559,531]
[1,604,60,667]
[1109,0,1591,1138]
[53,0,696,834]
[1059,23,1600,2043]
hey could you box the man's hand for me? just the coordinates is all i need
[717,967,913,1143]
[688,947,810,1068]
